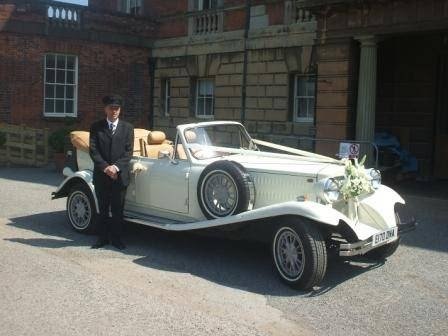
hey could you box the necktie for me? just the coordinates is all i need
[109,123,115,134]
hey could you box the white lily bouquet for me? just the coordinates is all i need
[340,156,373,201]
[339,156,373,222]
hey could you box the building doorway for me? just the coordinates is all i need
[434,53,448,179]
[376,34,447,179]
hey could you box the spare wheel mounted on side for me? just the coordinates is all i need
[197,160,254,219]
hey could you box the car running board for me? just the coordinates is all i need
[123,201,342,232]
[124,210,187,229]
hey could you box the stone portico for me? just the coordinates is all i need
[310,0,448,177]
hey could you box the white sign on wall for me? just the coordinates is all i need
[339,142,360,159]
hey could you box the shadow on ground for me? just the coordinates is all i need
[0,166,63,187]
[391,180,448,200]
[5,210,398,297]
[393,196,448,254]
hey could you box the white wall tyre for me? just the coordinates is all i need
[198,161,253,219]
[272,219,327,290]
[66,184,97,233]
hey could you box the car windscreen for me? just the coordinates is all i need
[183,124,253,160]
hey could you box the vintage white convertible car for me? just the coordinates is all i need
[52,121,415,290]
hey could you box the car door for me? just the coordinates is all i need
[134,157,190,214]
[148,158,190,213]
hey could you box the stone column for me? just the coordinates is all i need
[355,35,377,164]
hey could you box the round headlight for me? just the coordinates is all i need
[370,169,381,189]
[323,178,340,203]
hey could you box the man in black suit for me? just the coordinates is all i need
[89,95,134,250]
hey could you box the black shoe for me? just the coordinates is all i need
[91,238,109,249]
[111,239,126,250]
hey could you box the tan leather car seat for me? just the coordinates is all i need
[185,130,197,143]
[70,131,90,153]
[71,128,149,156]
[133,128,150,156]
[145,131,173,159]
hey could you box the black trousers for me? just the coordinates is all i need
[95,177,127,241]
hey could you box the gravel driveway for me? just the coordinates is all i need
[0,167,447,336]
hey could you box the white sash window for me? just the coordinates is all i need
[44,54,78,117]
[294,74,316,123]
[195,79,214,119]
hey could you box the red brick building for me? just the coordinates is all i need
[0,0,155,130]
[1,0,448,178]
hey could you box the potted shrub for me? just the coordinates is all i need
[49,128,71,172]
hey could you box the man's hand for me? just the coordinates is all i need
[103,165,118,180]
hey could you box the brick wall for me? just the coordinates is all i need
[84,10,156,38]
[1,1,157,38]
[0,32,151,131]
[157,17,188,39]
[146,0,187,16]
[89,0,117,12]
[224,8,246,31]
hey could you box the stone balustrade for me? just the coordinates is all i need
[46,1,83,28]
[189,10,223,36]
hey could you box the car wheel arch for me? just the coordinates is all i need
[54,176,99,214]
[270,215,328,289]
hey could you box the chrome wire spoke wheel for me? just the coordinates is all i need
[68,191,92,230]
[197,161,252,220]
[202,171,238,217]
[275,228,305,281]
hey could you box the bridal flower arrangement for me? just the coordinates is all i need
[131,161,147,174]
[339,156,373,201]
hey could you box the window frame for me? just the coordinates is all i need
[198,0,217,10]
[120,0,143,16]
[293,74,316,123]
[43,53,78,118]
[189,0,221,11]
[195,78,215,119]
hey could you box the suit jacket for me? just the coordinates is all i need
[89,119,134,187]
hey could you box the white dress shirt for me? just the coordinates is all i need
[106,118,120,173]
[107,118,119,134]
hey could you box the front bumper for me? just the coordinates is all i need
[338,217,417,257]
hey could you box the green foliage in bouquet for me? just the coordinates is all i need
[340,156,373,200]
